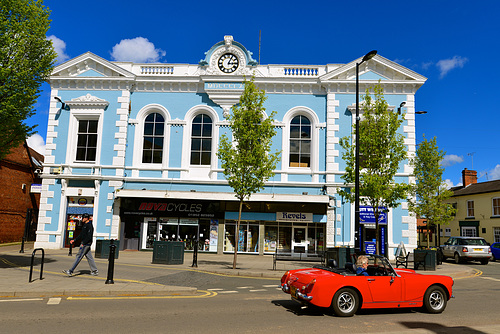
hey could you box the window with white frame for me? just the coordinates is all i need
[493,198,500,216]
[142,113,165,164]
[289,115,311,167]
[461,226,476,237]
[467,200,474,218]
[494,227,500,243]
[76,119,98,162]
[190,114,212,166]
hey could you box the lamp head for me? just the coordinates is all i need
[362,50,378,63]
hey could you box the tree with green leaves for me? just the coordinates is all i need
[217,78,280,269]
[409,136,456,248]
[339,83,410,255]
[0,0,56,160]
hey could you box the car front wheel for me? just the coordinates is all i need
[423,285,447,313]
[331,288,359,317]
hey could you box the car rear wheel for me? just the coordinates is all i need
[423,285,447,313]
[454,253,461,264]
[331,288,359,317]
[480,258,489,265]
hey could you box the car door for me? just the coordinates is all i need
[365,275,403,304]
[442,237,455,257]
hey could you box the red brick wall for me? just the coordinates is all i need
[0,144,41,243]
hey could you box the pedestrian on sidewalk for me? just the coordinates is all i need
[63,213,98,277]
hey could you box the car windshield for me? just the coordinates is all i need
[459,238,488,246]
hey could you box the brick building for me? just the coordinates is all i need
[0,141,43,243]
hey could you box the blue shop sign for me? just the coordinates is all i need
[360,206,387,224]
[365,241,376,255]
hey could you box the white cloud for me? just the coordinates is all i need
[111,37,166,63]
[443,179,461,189]
[26,134,45,155]
[488,164,500,180]
[436,56,468,78]
[440,154,464,167]
[48,35,70,64]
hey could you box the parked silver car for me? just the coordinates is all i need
[441,236,491,265]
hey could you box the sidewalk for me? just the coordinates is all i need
[0,243,476,298]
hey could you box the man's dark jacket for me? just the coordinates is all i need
[75,221,94,246]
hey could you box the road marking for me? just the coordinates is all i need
[0,298,43,303]
[67,289,217,300]
[47,297,61,305]
[481,276,500,282]
[219,291,238,294]
[207,288,224,291]
[237,286,254,289]
[262,285,277,288]
[249,289,267,292]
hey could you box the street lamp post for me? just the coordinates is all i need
[355,50,377,252]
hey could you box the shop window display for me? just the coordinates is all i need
[224,222,259,253]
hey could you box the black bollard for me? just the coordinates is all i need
[191,240,198,268]
[68,240,73,256]
[105,239,116,284]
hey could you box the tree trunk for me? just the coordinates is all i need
[233,200,243,269]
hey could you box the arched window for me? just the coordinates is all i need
[289,115,311,167]
[190,114,212,165]
[142,113,165,164]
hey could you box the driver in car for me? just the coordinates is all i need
[356,255,369,276]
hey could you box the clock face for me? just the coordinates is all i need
[218,53,239,73]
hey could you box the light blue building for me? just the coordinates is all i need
[35,36,426,258]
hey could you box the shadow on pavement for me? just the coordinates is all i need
[0,254,57,269]
[400,321,486,334]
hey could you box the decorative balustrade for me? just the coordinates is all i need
[284,67,319,76]
[140,66,174,75]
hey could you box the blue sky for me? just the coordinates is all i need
[27,0,500,187]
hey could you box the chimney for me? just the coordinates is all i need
[462,168,477,187]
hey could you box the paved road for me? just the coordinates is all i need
[1,260,500,333]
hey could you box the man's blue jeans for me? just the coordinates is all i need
[69,244,98,273]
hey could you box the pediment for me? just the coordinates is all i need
[51,52,135,78]
[319,54,427,83]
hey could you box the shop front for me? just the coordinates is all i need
[119,198,222,251]
[223,211,326,255]
[64,197,94,247]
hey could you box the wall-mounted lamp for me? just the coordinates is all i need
[54,96,69,110]
[398,102,406,114]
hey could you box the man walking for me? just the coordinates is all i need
[63,213,98,276]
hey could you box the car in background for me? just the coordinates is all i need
[441,236,491,265]
[280,254,454,317]
[491,242,500,261]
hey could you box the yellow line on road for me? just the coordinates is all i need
[67,289,217,300]
[454,268,482,280]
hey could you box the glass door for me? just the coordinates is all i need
[292,226,307,255]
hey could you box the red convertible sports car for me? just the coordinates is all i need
[280,254,454,317]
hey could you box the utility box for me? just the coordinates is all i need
[152,241,184,264]
[414,249,437,271]
[95,239,119,259]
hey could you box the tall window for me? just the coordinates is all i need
[467,200,475,217]
[142,113,164,164]
[76,120,98,162]
[493,198,500,216]
[190,114,212,165]
[289,115,311,167]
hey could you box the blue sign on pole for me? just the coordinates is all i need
[360,206,387,224]
[365,241,376,255]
